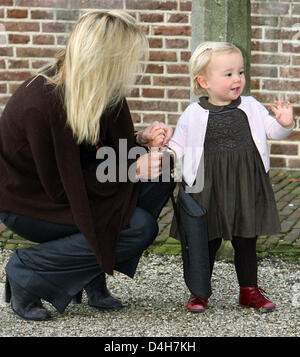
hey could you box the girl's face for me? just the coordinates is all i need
[197,51,246,106]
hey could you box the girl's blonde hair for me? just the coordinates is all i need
[190,41,242,96]
[38,10,148,145]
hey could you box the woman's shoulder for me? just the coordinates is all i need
[15,75,58,109]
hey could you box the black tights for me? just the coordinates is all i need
[208,236,258,287]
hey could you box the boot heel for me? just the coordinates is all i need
[72,290,83,304]
[4,278,11,303]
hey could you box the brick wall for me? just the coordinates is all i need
[0,0,299,169]
[251,0,300,170]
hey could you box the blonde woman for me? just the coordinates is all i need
[0,10,173,321]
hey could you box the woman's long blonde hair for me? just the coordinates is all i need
[39,10,148,145]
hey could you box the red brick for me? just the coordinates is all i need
[250,79,260,90]
[0,0,13,5]
[168,14,188,23]
[262,80,300,92]
[293,56,300,65]
[168,114,180,125]
[251,16,278,27]
[15,0,55,6]
[251,54,290,65]
[251,3,290,15]
[9,34,30,44]
[0,47,13,56]
[142,88,164,98]
[153,76,190,87]
[167,89,190,99]
[270,157,287,168]
[271,144,298,155]
[2,21,39,32]
[149,51,177,62]
[16,47,58,58]
[32,60,51,69]
[288,159,300,169]
[167,64,189,74]
[146,64,164,74]
[33,35,55,45]
[128,88,139,97]
[0,83,7,93]
[286,131,300,141]
[166,39,189,49]
[42,23,66,33]
[282,43,300,53]
[180,51,191,62]
[131,112,141,124]
[8,59,29,69]
[7,9,28,18]
[154,25,191,36]
[0,60,5,69]
[251,41,278,52]
[0,71,31,81]
[143,113,165,123]
[280,67,300,78]
[134,75,151,85]
[126,0,177,10]
[148,38,163,48]
[31,10,54,20]
[140,13,163,23]
[265,29,299,41]
[251,66,278,78]
[127,99,178,112]
[251,28,263,39]
[180,1,191,11]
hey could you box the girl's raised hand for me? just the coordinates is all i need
[268,100,294,129]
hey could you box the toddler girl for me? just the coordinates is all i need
[164,42,294,312]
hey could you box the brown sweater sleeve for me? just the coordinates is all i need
[22,107,68,203]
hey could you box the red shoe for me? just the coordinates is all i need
[239,286,276,311]
[186,294,208,312]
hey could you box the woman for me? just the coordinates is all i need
[0,10,173,321]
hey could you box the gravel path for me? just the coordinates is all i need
[0,248,299,337]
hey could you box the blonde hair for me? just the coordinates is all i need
[190,42,242,96]
[38,10,148,145]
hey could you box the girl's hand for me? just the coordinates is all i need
[268,100,294,129]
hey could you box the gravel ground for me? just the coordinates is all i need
[0,248,299,338]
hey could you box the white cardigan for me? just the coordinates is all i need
[168,96,294,188]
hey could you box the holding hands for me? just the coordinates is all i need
[137,121,173,150]
[135,121,173,180]
[268,100,294,129]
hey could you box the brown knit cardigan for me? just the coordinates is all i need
[0,75,140,274]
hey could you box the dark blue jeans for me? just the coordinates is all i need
[1,181,175,313]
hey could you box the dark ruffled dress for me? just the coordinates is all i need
[190,96,281,241]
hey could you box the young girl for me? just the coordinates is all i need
[160,42,294,312]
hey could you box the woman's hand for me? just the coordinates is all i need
[268,100,294,129]
[135,151,162,180]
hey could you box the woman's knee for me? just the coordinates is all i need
[132,207,158,249]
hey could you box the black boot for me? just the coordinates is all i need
[73,273,123,310]
[5,277,51,321]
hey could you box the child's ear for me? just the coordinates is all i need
[197,75,208,89]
